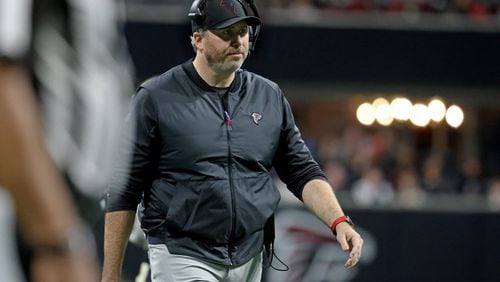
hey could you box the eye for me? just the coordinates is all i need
[239,28,248,36]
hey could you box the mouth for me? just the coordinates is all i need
[227,51,244,57]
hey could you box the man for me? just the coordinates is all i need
[103,0,363,281]
[0,65,98,282]
[0,0,133,281]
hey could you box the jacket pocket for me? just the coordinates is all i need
[231,174,281,240]
[140,178,174,234]
[164,179,232,243]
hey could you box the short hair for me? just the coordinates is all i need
[190,28,206,53]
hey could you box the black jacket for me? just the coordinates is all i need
[106,60,326,266]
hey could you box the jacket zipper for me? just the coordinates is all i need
[221,93,236,265]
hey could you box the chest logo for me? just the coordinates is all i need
[251,112,262,125]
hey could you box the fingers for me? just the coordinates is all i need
[345,256,357,268]
[344,233,363,268]
[345,248,359,268]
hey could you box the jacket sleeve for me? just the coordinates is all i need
[272,92,327,201]
[105,87,159,212]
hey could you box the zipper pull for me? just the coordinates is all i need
[224,111,233,131]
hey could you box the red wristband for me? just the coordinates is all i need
[330,215,351,236]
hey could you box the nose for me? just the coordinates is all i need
[230,34,244,47]
[233,29,250,46]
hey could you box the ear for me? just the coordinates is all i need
[192,32,204,51]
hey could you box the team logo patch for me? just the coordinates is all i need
[251,112,262,125]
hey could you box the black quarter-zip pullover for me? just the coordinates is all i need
[106,59,326,266]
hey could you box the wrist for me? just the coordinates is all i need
[330,215,354,236]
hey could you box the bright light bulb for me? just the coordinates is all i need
[356,103,376,126]
[375,103,394,126]
[445,105,464,128]
[410,103,431,127]
[428,99,446,122]
[373,97,389,107]
[390,97,412,121]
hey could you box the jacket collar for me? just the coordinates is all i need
[182,59,242,94]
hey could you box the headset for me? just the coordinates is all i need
[188,0,261,51]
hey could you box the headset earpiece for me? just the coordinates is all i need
[236,0,260,52]
[188,0,206,26]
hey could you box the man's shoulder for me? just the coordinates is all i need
[239,69,280,93]
[139,64,185,92]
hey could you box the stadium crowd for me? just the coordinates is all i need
[300,124,500,210]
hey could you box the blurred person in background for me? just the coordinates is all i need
[394,169,426,208]
[487,176,500,210]
[420,152,458,194]
[458,155,486,195]
[322,158,352,191]
[351,165,395,206]
[102,0,363,281]
[0,0,134,281]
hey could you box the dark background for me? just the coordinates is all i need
[125,22,500,87]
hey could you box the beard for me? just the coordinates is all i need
[204,46,248,75]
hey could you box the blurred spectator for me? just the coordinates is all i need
[458,155,487,195]
[371,129,398,181]
[351,165,395,206]
[418,0,448,13]
[453,0,493,21]
[394,169,426,207]
[262,0,499,17]
[321,0,370,11]
[317,135,345,163]
[394,139,418,171]
[345,128,375,181]
[323,158,352,191]
[487,177,500,210]
[420,153,458,194]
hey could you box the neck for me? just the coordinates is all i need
[192,56,235,88]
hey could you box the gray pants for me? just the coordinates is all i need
[148,244,263,282]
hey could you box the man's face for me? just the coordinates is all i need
[198,21,250,75]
